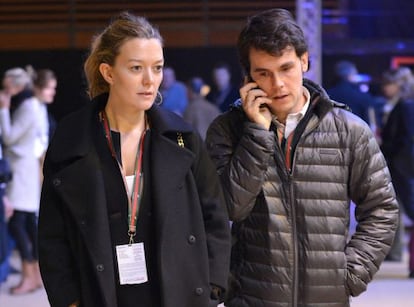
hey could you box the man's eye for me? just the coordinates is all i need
[131,66,142,71]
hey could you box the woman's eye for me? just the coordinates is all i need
[154,65,163,73]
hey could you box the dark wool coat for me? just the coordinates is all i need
[38,94,231,307]
[206,79,399,307]
[381,99,414,220]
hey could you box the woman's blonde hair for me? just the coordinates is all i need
[84,11,163,99]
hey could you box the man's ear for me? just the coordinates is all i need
[301,52,309,72]
[99,63,113,84]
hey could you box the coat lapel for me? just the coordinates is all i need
[49,98,117,306]
[53,155,117,306]
[149,129,195,227]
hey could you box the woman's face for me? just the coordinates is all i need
[101,38,164,111]
[35,79,57,104]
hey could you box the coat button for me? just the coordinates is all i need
[52,178,61,187]
[188,235,196,244]
[194,287,203,296]
[96,264,104,272]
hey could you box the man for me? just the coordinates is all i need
[206,8,398,307]
[327,60,379,127]
[183,76,221,141]
[206,62,240,112]
[160,66,188,116]
[378,68,410,263]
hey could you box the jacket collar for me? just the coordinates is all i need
[303,78,350,119]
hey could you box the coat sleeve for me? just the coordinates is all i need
[0,99,38,148]
[189,132,231,300]
[206,112,275,222]
[38,155,81,307]
[346,121,399,297]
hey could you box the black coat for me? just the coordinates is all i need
[38,94,231,307]
[381,99,414,220]
[327,80,377,124]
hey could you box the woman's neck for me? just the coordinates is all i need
[104,102,146,133]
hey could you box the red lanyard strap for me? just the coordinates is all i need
[100,110,146,244]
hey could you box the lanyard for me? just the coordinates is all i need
[284,133,294,172]
[100,110,147,244]
[278,128,294,173]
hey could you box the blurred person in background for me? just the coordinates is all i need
[159,66,188,116]
[183,76,221,141]
[206,62,240,112]
[327,60,379,130]
[0,66,43,294]
[398,67,414,101]
[381,67,414,277]
[0,139,12,286]
[32,68,57,162]
[378,68,409,262]
[31,68,58,184]
[379,68,406,127]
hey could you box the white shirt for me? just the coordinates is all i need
[273,86,311,139]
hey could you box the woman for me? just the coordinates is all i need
[38,11,230,307]
[381,68,414,278]
[32,68,57,164]
[0,67,43,294]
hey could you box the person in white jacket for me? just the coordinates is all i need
[0,67,43,294]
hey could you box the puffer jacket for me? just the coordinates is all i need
[206,79,399,307]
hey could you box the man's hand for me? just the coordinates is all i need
[239,81,273,130]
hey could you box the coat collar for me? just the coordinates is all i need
[49,93,194,163]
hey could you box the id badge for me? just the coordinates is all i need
[115,242,148,285]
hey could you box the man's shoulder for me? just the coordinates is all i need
[208,105,246,133]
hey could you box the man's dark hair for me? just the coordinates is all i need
[237,8,308,74]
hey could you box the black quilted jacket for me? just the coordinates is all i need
[206,79,399,307]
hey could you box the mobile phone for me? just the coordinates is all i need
[247,74,267,108]
[246,74,256,85]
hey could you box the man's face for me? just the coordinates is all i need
[382,82,400,99]
[249,46,308,122]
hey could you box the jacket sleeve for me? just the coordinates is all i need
[346,121,399,297]
[38,155,80,307]
[206,112,275,222]
[0,99,38,148]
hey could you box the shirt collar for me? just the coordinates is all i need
[274,86,311,138]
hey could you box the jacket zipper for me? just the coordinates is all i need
[289,174,298,307]
[275,139,298,306]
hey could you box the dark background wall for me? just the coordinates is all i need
[0,0,413,121]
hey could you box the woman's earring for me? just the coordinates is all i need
[155,91,163,105]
